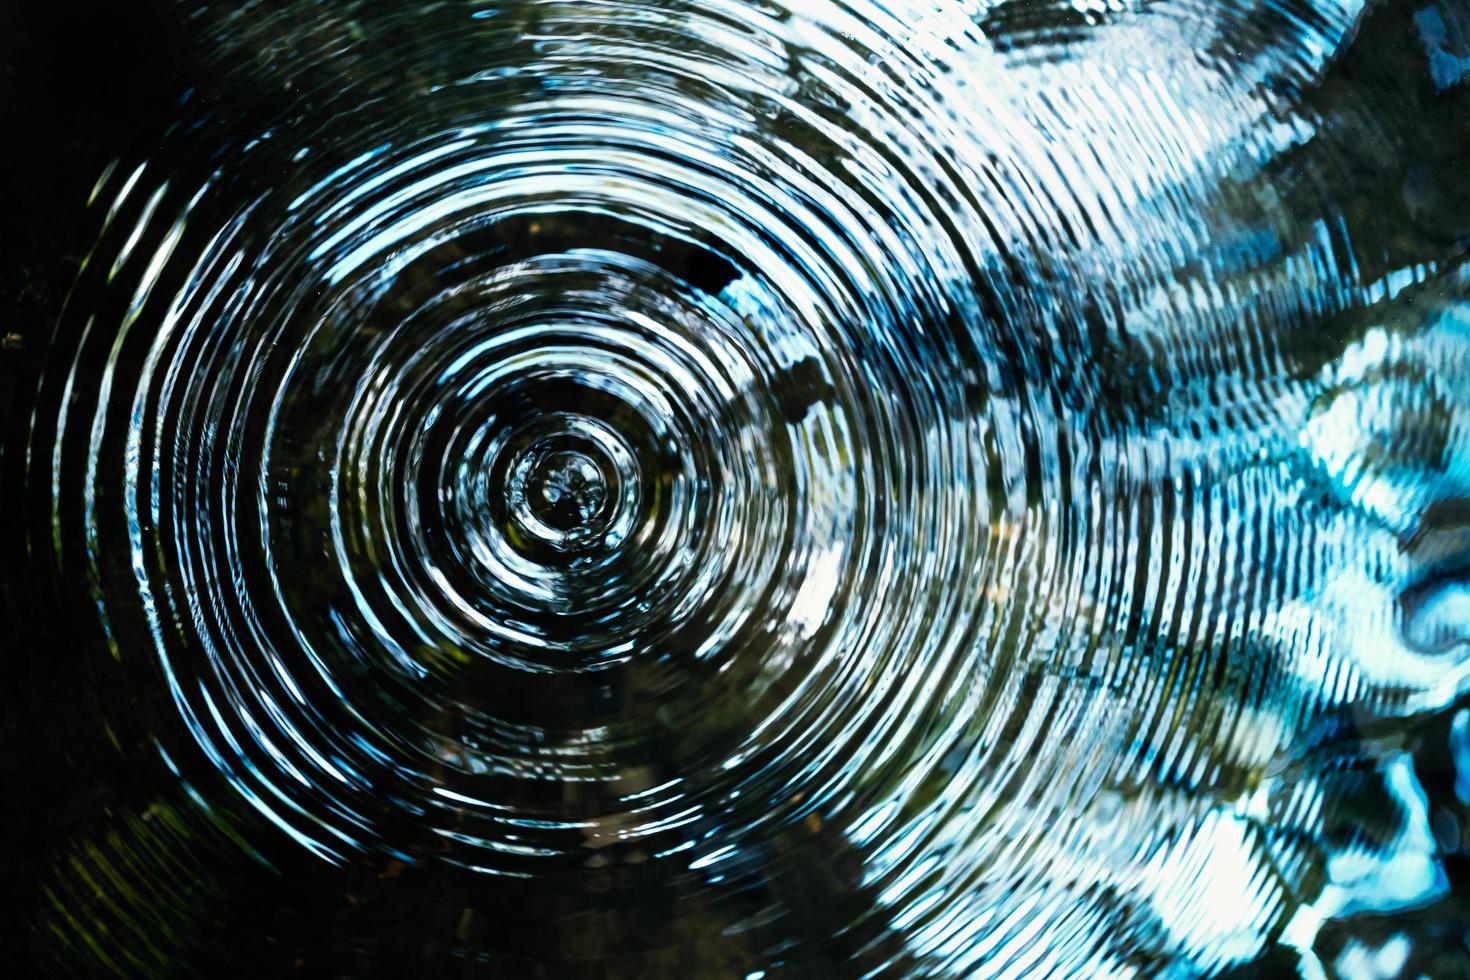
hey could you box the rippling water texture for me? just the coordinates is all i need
[7,0,1470,975]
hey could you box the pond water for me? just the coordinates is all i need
[4,1,1470,976]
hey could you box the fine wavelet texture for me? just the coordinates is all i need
[14,0,1470,976]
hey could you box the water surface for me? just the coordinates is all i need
[5,1,1470,976]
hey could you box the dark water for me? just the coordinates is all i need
[4,1,1470,976]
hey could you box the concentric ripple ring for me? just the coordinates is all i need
[23,0,1470,974]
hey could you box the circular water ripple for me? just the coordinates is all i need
[58,0,986,877]
[26,0,1470,974]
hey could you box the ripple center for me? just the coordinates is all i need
[527,450,608,532]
